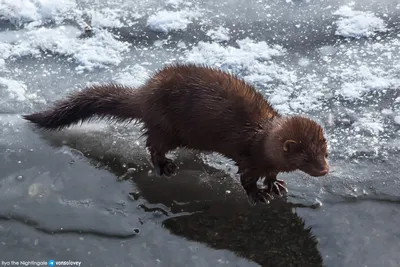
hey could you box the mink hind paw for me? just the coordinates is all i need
[247,189,272,205]
[265,179,288,196]
[153,158,177,177]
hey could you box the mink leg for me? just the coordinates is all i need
[149,149,177,177]
[263,175,288,196]
[145,134,178,177]
[240,172,272,205]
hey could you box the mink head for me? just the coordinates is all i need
[270,116,329,177]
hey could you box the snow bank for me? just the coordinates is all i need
[166,0,184,7]
[206,26,230,42]
[0,0,79,26]
[0,77,40,112]
[0,77,30,101]
[185,38,286,73]
[331,38,400,101]
[113,64,150,88]
[88,8,124,28]
[0,58,6,71]
[0,26,131,71]
[147,9,201,33]
[333,5,387,38]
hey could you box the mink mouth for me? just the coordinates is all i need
[304,167,329,177]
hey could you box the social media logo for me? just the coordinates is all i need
[48,260,55,266]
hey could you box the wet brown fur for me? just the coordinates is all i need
[23,63,329,203]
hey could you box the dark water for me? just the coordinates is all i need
[1,0,400,266]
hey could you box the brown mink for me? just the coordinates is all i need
[23,63,329,204]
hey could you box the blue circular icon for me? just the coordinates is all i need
[48,260,55,266]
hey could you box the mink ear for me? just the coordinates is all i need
[283,140,297,152]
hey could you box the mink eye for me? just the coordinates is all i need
[325,153,328,158]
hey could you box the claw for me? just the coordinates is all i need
[247,188,272,205]
[265,179,288,197]
[273,182,282,196]
[258,192,270,203]
[247,196,256,206]
[275,180,288,193]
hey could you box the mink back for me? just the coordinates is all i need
[138,64,280,156]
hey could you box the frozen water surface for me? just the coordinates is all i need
[1,0,400,266]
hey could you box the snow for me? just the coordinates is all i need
[0,26,131,71]
[319,45,337,56]
[184,38,292,87]
[85,7,142,28]
[113,64,150,88]
[88,8,124,28]
[166,0,184,7]
[381,109,393,116]
[298,58,310,67]
[185,38,286,71]
[331,39,400,101]
[146,9,201,33]
[394,116,400,125]
[338,81,367,100]
[206,26,230,42]
[0,58,6,71]
[353,116,385,135]
[0,0,144,30]
[0,0,79,27]
[333,5,387,38]
[0,77,36,102]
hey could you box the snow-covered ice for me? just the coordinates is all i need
[333,5,387,38]
[147,9,201,33]
[88,8,124,28]
[206,26,230,42]
[166,0,184,8]
[0,0,79,27]
[0,26,131,71]
[113,64,150,88]
[0,77,30,101]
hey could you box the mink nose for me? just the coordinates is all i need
[318,169,328,176]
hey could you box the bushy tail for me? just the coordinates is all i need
[23,83,143,130]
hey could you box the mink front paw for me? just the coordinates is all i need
[154,158,177,177]
[247,188,272,205]
[265,179,288,196]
